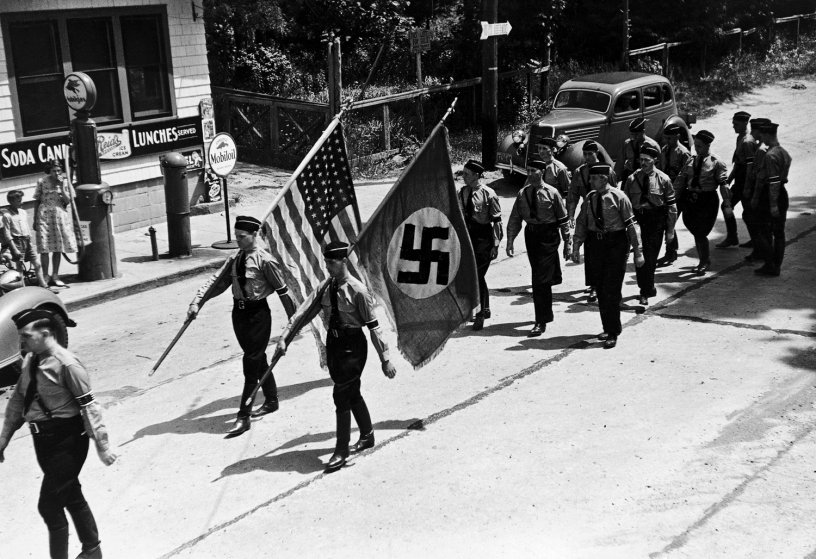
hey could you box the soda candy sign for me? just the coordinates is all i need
[97,131,132,160]
[63,73,97,112]
[207,133,237,177]
[0,137,70,179]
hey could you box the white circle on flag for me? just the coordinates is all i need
[387,207,461,299]
[208,133,238,177]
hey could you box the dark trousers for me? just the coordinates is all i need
[586,231,629,336]
[232,299,276,418]
[32,416,100,557]
[682,191,719,264]
[742,204,760,247]
[532,283,554,324]
[754,188,789,270]
[468,221,494,315]
[634,209,666,297]
[327,329,372,448]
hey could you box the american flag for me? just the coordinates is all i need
[260,119,361,352]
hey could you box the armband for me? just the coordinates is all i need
[365,319,380,330]
[75,392,95,407]
[275,286,289,296]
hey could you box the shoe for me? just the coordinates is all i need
[739,240,754,248]
[350,432,375,454]
[226,417,250,437]
[325,449,349,472]
[603,336,618,349]
[76,544,102,559]
[250,400,279,418]
[587,288,597,303]
[744,253,761,262]
[472,315,484,331]
[656,253,677,267]
[597,332,610,341]
[754,265,780,277]
[48,278,68,288]
[528,323,545,337]
[638,295,649,306]
[715,238,739,248]
[695,262,710,276]
[482,309,491,319]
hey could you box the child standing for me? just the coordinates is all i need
[2,190,48,288]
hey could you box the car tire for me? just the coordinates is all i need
[502,169,525,185]
[48,311,69,348]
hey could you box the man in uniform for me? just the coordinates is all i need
[567,140,616,303]
[751,122,793,276]
[675,130,729,275]
[188,215,296,437]
[716,111,753,248]
[506,156,571,337]
[573,164,644,348]
[531,136,571,197]
[623,143,677,305]
[276,241,396,472]
[620,117,660,185]
[0,309,117,559]
[657,124,692,267]
[742,117,770,261]
[458,159,503,331]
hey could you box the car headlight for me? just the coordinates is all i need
[512,130,526,144]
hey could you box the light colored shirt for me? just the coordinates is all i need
[192,247,288,306]
[458,184,502,225]
[506,183,569,243]
[573,187,636,241]
[660,143,692,184]
[677,152,728,193]
[624,168,677,210]
[2,208,31,237]
[289,275,379,330]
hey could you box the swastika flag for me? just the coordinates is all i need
[260,118,362,361]
[355,123,479,368]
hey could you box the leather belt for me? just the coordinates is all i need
[234,298,267,310]
[329,327,362,339]
[29,415,83,436]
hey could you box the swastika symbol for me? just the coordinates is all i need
[396,224,450,285]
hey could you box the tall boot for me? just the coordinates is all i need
[48,526,69,559]
[68,502,101,558]
[716,212,739,247]
[350,397,374,453]
[326,411,351,472]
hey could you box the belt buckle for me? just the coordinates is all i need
[29,422,40,434]
[596,231,604,240]
[238,299,246,310]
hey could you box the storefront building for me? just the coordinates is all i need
[0,0,213,231]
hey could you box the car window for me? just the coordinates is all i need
[553,89,611,113]
[614,89,641,113]
[643,85,661,108]
[662,84,673,104]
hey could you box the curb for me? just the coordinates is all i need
[64,258,223,313]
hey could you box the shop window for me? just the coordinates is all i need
[4,10,174,137]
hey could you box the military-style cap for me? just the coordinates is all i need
[640,144,660,159]
[760,121,779,134]
[732,111,751,122]
[582,140,599,152]
[750,117,770,128]
[323,240,350,260]
[693,130,715,144]
[538,137,558,149]
[12,308,54,329]
[589,163,611,176]
[527,156,548,170]
[664,123,682,136]
[234,215,261,233]
[464,159,484,174]
[629,117,647,132]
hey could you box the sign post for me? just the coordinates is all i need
[409,29,431,138]
[208,132,239,249]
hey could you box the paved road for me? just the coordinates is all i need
[1,79,815,559]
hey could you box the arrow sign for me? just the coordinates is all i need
[480,21,512,40]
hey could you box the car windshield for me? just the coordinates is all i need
[553,90,611,113]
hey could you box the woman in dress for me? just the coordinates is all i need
[34,160,77,287]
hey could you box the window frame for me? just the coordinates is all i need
[2,6,176,141]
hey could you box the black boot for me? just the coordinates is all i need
[326,411,351,472]
[49,526,69,559]
[69,502,100,559]
[350,398,374,453]
[716,213,739,247]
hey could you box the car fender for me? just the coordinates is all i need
[558,140,615,173]
[0,287,74,369]
[661,115,695,151]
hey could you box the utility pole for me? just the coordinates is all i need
[481,0,498,170]
[327,32,342,116]
[621,0,630,71]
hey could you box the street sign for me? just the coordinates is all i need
[207,132,237,177]
[409,28,431,53]
[480,21,512,40]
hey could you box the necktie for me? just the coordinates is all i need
[236,251,248,291]
[594,191,605,231]
[466,188,475,221]
[692,155,704,189]
[23,354,40,414]
[329,279,341,335]
[528,187,538,220]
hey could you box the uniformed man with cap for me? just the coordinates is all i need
[716,111,754,248]
[620,117,661,185]
[458,159,503,331]
[0,309,117,559]
[188,215,296,436]
[750,122,793,276]
[573,164,644,348]
[675,130,729,275]
[742,117,771,261]
[276,241,396,472]
[507,155,571,337]
[623,143,677,305]
[657,123,693,267]
[567,140,617,302]
[529,136,571,197]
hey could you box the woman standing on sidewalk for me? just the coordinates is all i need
[34,160,77,288]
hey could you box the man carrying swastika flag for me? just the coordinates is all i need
[354,111,480,368]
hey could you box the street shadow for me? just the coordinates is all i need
[120,378,333,445]
[508,333,596,351]
[213,418,421,479]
